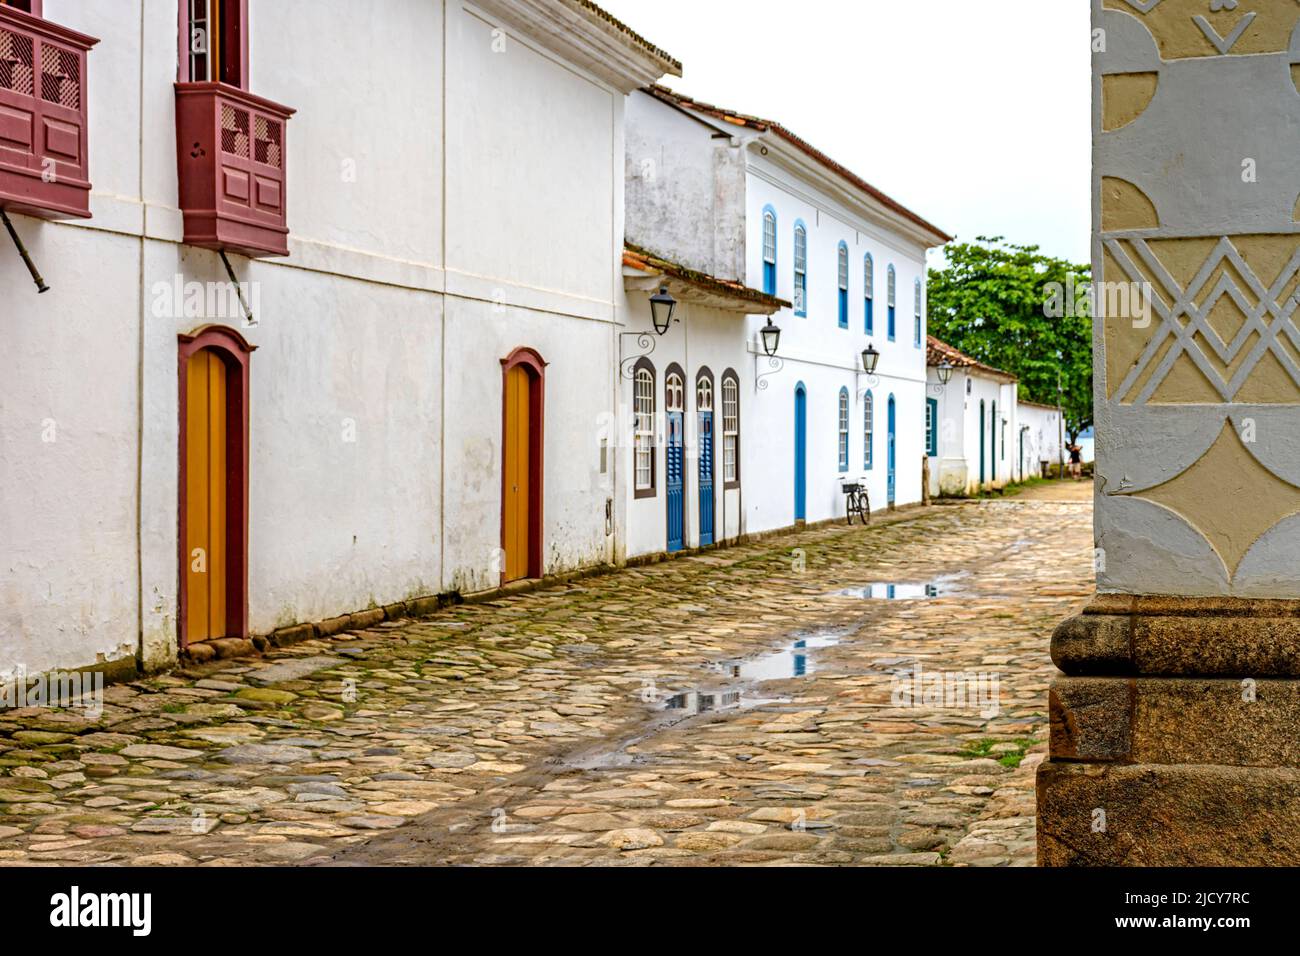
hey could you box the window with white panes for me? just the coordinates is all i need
[634,365,655,492]
[722,374,739,484]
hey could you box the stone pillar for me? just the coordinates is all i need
[1037,0,1300,865]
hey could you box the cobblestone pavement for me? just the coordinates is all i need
[0,497,1092,867]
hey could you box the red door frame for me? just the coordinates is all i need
[499,347,546,584]
[177,325,254,649]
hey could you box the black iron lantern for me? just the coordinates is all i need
[760,318,781,357]
[861,344,880,375]
[937,359,954,386]
[649,286,677,335]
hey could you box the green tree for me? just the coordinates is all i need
[927,236,1093,442]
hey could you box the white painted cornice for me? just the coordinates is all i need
[471,0,681,93]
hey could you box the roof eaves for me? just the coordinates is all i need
[623,242,790,311]
[646,85,952,245]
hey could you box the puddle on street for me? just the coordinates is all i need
[660,689,788,716]
[832,572,968,600]
[711,633,843,682]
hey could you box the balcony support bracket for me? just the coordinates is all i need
[1,210,50,294]
[219,250,256,327]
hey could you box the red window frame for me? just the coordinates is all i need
[180,0,247,87]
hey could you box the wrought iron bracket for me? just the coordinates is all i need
[755,354,784,392]
[928,381,948,396]
[1,209,49,293]
[856,371,881,395]
[219,250,256,327]
[619,330,656,380]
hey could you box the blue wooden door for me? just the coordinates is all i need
[666,372,685,552]
[887,395,897,506]
[979,400,986,485]
[794,384,807,521]
[698,410,714,547]
[991,400,998,482]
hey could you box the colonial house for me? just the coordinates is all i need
[624,86,951,540]
[1017,400,1067,477]
[925,337,1021,496]
[0,0,679,680]
[619,245,786,559]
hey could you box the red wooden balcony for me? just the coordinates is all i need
[0,5,97,219]
[175,82,294,258]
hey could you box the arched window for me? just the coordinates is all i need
[864,390,874,470]
[666,370,685,412]
[914,277,924,347]
[838,387,850,472]
[722,370,740,487]
[837,242,849,329]
[633,359,655,496]
[864,254,874,335]
[793,222,808,316]
[697,375,713,412]
[762,207,777,296]
[887,264,897,341]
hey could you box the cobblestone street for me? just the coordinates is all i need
[0,489,1092,867]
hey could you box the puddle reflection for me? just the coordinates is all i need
[662,689,787,715]
[713,634,842,682]
[833,573,967,600]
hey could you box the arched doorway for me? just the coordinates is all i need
[178,325,254,650]
[501,347,546,583]
[696,368,715,547]
[665,365,686,552]
[794,382,807,521]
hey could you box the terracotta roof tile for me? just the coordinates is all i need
[624,242,790,310]
[646,85,952,244]
[926,335,1017,382]
[574,1,682,73]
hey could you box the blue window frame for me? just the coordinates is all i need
[863,390,874,469]
[837,242,848,329]
[887,264,896,341]
[762,206,777,296]
[838,387,850,472]
[926,397,938,456]
[864,254,874,334]
[914,278,923,347]
[793,221,808,316]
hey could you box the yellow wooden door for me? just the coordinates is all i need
[186,349,228,642]
[503,365,531,582]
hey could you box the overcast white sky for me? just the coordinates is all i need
[598,0,1091,266]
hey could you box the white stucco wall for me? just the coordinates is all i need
[1018,403,1065,478]
[2,0,657,678]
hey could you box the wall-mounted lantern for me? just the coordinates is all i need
[760,318,781,357]
[649,286,677,335]
[862,345,880,375]
[857,344,881,392]
[755,318,784,392]
[937,359,954,386]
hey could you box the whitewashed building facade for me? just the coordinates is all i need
[0,0,679,680]
[1017,400,1067,477]
[624,87,951,541]
[924,337,1021,496]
